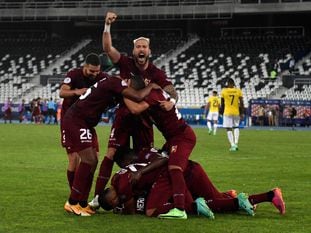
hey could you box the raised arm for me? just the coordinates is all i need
[102,11,121,63]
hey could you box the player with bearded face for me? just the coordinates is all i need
[89,11,180,210]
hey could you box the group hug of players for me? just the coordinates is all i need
[60,12,285,219]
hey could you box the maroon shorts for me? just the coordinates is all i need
[61,117,99,154]
[107,113,153,152]
[107,121,131,149]
[167,126,196,170]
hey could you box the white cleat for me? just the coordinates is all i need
[88,195,100,210]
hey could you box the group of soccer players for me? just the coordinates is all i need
[60,11,285,219]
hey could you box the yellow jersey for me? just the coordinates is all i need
[221,87,243,116]
[207,96,221,113]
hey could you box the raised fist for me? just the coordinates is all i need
[105,11,117,25]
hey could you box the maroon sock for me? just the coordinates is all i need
[185,189,195,214]
[169,169,186,210]
[95,157,114,195]
[67,170,75,189]
[70,162,92,202]
[249,192,271,205]
[81,171,95,201]
[208,198,239,212]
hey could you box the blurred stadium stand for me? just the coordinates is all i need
[0,1,311,110]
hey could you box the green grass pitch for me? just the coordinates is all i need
[0,124,310,233]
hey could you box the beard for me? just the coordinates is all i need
[134,53,149,65]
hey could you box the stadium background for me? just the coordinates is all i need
[0,0,311,127]
[1,2,311,233]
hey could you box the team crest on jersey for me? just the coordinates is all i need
[170,145,178,153]
[64,77,71,84]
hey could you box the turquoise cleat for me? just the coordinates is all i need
[237,193,255,216]
[195,197,215,219]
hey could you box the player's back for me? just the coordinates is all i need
[70,76,127,127]
[208,96,220,113]
[221,87,242,116]
[145,89,187,139]
[112,162,165,199]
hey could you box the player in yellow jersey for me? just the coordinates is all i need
[220,78,245,151]
[204,91,221,135]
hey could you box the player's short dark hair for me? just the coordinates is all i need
[85,53,100,66]
[227,78,235,86]
[98,188,113,211]
[212,91,217,95]
[130,73,145,90]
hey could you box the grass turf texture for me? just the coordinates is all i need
[0,124,310,233]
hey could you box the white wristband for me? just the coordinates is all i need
[104,24,111,33]
[170,98,176,105]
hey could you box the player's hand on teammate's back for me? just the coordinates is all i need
[159,100,174,111]
[105,11,117,25]
[75,88,88,96]
[129,171,142,185]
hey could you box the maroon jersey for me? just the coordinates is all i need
[111,163,164,204]
[60,68,105,118]
[111,149,166,202]
[117,55,172,88]
[66,76,128,127]
[144,89,187,139]
[109,105,154,151]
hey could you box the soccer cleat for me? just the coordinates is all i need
[237,193,255,216]
[194,197,215,219]
[223,189,237,198]
[213,131,216,136]
[64,201,91,216]
[229,146,237,152]
[84,205,96,215]
[208,129,212,135]
[88,195,100,210]
[64,201,72,213]
[158,208,187,220]
[272,188,286,215]
[233,144,239,150]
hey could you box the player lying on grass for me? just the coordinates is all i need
[98,147,215,219]
[98,147,285,219]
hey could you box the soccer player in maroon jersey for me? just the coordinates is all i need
[90,77,155,208]
[99,148,286,218]
[59,53,104,190]
[98,148,205,217]
[124,89,197,219]
[91,11,179,207]
[62,73,160,216]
